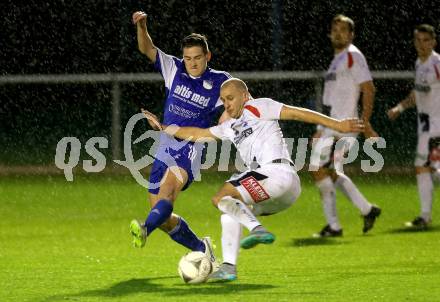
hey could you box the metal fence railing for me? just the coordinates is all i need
[0,71,414,161]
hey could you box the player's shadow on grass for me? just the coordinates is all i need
[386,225,440,234]
[41,277,175,301]
[290,237,349,247]
[42,276,283,301]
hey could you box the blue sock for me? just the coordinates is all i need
[169,217,205,252]
[144,199,173,236]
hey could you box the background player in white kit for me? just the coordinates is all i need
[310,14,381,237]
[143,78,364,280]
[388,24,440,229]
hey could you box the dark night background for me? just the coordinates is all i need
[1,0,439,166]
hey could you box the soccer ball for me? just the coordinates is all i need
[178,251,213,284]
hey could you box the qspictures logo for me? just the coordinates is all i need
[54,113,386,189]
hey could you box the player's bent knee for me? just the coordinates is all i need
[211,195,223,207]
[157,186,179,202]
[216,196,236,212]
[330,170,339,182]
[312,168,330,182]
[158,214,178,232]
[415,166,431,174]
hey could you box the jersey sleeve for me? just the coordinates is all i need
[153,48,179,90]
[350,52,373,85]
[430,59,440,90]
[208,119,232,140]
[248,98,284,120]
[433,60,440,81]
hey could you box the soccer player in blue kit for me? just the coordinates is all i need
[129,11,231,261]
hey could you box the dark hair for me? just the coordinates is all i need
[181,33,209,54]
[332,14,355,32]
[415,24,436,39]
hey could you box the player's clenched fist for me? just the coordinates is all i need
[141,108,163,131]
[132,11,147,27]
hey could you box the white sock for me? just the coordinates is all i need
[417,173,433,221]
[217,196,261,231]
[220,214,241,265]
[335,173,372,215]
[316,177,341,230]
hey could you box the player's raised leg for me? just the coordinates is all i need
[130,166,183,248]
[130,190,172,248]
[211,182,275,250]
[130,166,209,257]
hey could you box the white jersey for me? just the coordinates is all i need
[209,98,290,167]
[414,51,440,134]
[322,44,372,136]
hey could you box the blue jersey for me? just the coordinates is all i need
[147,48,230,194]
[154,48,231,128]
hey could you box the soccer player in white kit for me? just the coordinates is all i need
[142,78,364,280]
[310,15,381,237]
[388,24,440,229]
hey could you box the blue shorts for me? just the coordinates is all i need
[148,141,203,194]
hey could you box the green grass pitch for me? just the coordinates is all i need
[1,173,439,301]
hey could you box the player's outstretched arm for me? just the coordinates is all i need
[164,125,218,142]
[387,90,416,121]
[279,105,364,133]
[141,109,217,142]
[132,11,157,62]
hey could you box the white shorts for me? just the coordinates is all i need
[227,163,301,216]
[309,131,358,171]
[414,132,440,167]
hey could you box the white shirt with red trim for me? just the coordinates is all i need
[209,98,290,167]
[322,44,372,121]
[414,51,440,134]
